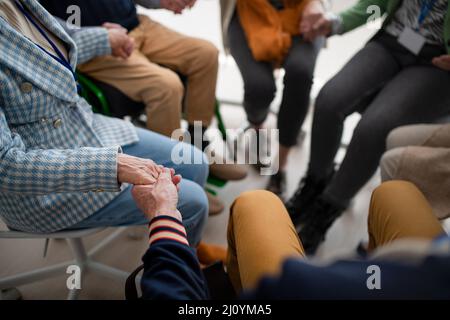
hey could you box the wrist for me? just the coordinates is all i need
[152,209,182,222]
[148,215,189,247]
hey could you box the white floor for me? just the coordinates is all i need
[1,0,449,299]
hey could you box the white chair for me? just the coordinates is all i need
[0,227,130,300]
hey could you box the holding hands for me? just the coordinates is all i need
[117,154,164,185]
[132,168,183,221]
[300,0,331,42]
[160,0,197,14]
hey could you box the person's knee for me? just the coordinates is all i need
[191,145,209,183]
[314,83,344,121]
[284,61,314,85]
[380,148,403,181]
[181,182,208,245]
[231,190,281,223]
[369,181,418,222]
[244,78,276,106]
[196,40,219,70]
[386,127,408,150]
[177,142,209,184]
[155,71,185,103]
[351,120,384,147]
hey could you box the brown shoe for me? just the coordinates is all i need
[207,192,225,216]
[196,242,227,266]
[209,162,248,181]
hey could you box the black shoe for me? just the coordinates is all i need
[298,196,346,255]
[266,171,286,200]
[247,129,271,171]
[285,172,334,226]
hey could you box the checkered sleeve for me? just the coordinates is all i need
[69,27,112,65]
[0,107,121,196]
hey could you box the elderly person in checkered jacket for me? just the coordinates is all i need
[0,0,213,252]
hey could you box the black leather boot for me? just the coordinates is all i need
[298,195,346,255]
[285,171,334,227]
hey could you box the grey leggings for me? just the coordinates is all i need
[309,31,450,205]
[228,13,323,147]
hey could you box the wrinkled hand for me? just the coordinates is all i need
[132,168,182,221]
[432,55,450,71]
[160,0,196,14]
[300,0,330,42]
[117,154,163,185]
[106,25,134,59]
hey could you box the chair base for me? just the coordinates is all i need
[0,229,130,300]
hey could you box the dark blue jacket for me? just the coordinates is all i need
[141,216,450,300]
[40,0,140,31]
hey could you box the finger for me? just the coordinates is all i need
[118,47,128,60]
[133,172,157,185]
[432,60,450,71]
[125,39,135,55]
[172,174,182,186]
[171,0,185,12]
[159,168,173,181]
[439,55,450,63]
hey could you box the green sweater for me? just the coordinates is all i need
[339,0,450,53]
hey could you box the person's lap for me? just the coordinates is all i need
[70,128,209,246]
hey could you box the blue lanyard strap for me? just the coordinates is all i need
[13,0,79,87]
[417,0,439,30]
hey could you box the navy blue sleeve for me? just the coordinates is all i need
[140,216,209,300]
[243,256,450,300]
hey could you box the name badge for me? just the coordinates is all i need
[398,27,426,55]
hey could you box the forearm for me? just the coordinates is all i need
[0,145,121,195]
[141,216,209,300]
[70,27,111,64]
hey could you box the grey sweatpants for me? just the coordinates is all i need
[308,31,450,205]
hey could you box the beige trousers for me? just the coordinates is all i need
[78,16,219,137]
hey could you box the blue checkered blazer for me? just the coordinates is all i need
[0,0,139,233]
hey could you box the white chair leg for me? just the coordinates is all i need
[67,238,88,267]
[87,228,126,257]
[88,261,129,282]
[67,288,81,300]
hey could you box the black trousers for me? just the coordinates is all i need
[228,13,324,147]
[309,31,450,205]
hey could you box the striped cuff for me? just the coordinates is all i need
[149,216,189,247]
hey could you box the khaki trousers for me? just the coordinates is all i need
[226,182,445,292]
[78,16,219,137]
